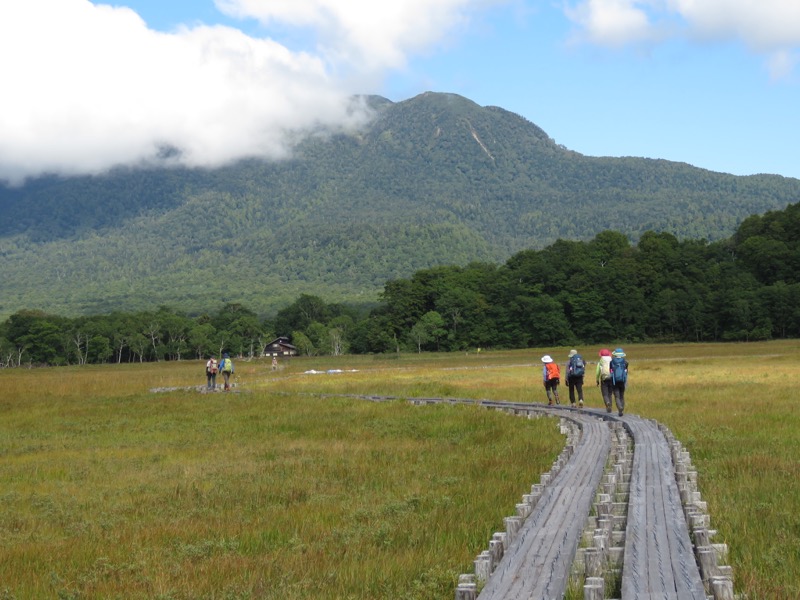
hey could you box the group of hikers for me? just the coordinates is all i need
[205,353,235,391]
[540,348,629,416]
[202,347,628,410]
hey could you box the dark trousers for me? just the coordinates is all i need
[612,383,625,413]
[599,379,614,411]
[567,376,584,404]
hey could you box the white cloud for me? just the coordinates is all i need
[215,0,478,70]
[668,0,800,49]
[0,0,487,185]
[565,0,655,47]
[566,0,800,71]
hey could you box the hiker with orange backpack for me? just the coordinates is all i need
[541,354,561,405]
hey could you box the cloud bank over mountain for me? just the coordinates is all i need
[0,0,797,184]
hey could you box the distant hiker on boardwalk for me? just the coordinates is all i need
[565,349,586,408]
[610,348,629,416]
[541,355,561,405]
[220,353,235,391]
[206,355,218,390]
[596,348,613,413]
[272,356,278,371]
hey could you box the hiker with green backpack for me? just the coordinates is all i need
[596,348,614,413]
[219,353,235,391]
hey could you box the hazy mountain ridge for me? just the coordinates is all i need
[1,91,799,319]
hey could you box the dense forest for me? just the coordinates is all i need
[3,199,799,366]
[2,92,800,320]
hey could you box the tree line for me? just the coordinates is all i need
[2,200,800,367]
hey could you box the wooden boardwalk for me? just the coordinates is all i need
[336,395,733,599]
[476,413,611,599]
[621,415,707,600]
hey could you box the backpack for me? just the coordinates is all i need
[599,359,611,381]
[545,362,560,381]
[611,356,627,385]
[568,354,585,378]
[208,359,218,374]
[220,358,232,373]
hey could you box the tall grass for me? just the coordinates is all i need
[2,341,799,598]
[0,361,562,599]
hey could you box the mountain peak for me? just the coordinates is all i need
[1,92,798,319]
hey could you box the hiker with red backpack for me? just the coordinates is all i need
[206,355,218,390]
[596,348,614,413]
[541,354,561,405]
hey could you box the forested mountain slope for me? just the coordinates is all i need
[1,92,799,319]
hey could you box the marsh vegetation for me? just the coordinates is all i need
[1,341,798,598]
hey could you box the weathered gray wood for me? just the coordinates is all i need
[710,576,735,600]
[584,547,604,577]
[584,577,605,600]
[455,582,477,600]
[477,415,612,600]
[350,394,730,600]
[621,416,706,599]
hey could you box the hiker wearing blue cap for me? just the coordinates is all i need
[609,348,628,416]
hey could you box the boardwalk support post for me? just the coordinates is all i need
[583,576,604,600]
[455,574,477,600]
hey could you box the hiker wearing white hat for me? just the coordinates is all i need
[541,354,561,405]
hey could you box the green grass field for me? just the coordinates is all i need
[1,341,798,599]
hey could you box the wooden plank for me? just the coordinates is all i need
[478,416,612,600]
[351,396,717,600]
[621,417,705,599]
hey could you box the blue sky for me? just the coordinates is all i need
[1,0,798,184]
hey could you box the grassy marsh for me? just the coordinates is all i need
[2,341,799,598]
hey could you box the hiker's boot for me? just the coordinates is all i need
[578,400,584,408]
